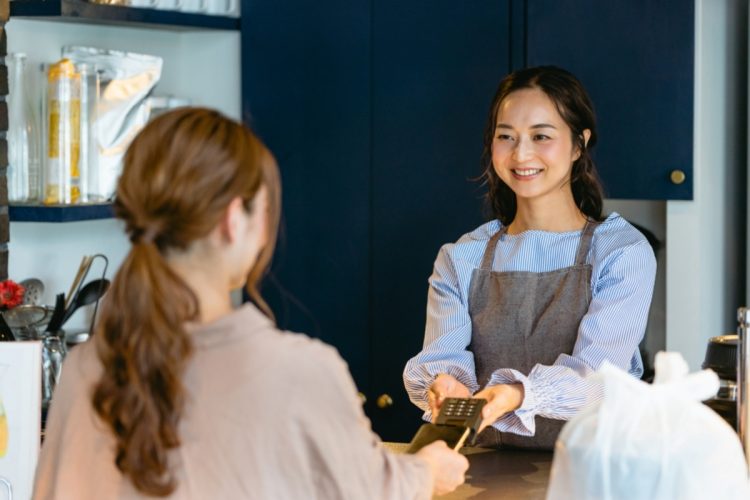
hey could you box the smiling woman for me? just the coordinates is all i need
[403,66,657,450]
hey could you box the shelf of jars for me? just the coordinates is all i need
[8,203,114,222]
[9,0,240,31]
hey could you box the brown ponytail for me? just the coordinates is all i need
[92,108,280,496]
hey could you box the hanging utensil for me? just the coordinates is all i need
[45,293,66,334]
[65,255,94,312]
[60,279,110,327]
[19,278,44,305]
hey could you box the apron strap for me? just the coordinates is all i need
[574,220,600,266]
[480,225,507,270]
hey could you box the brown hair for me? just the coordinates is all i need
[480,66,605,225]
[92,107,280,496]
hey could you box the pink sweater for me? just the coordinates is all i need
[33,304,431,499]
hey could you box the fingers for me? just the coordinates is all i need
[477,398,503,433]
[473,387,502,434]
[474,384,524,433]
[427,387,442,420]
[418,441,469,496]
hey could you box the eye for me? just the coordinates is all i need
[496,133,515,142]
[533,134,551,141]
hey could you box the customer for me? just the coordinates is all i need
[33,108,468,499]
[404,66,656,450]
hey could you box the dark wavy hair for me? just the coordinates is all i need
[480,66,605,225]
[92,108,280,496]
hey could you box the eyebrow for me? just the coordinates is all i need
[496,123,557,130]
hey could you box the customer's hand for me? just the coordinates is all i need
[416,440,469,496]
[474,383,524,433]
[428,374,471,420]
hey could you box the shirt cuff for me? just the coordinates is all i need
[485,368,538,435]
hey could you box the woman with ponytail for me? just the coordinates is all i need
[34,107,467,499]
[404,67,657,450]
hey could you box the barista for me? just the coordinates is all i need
[403,66,656,449]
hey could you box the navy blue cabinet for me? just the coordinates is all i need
[241,0,373,391]
[369,2,510,439]
[242,0,695,440]
[525,0,694,200]
[243,1,511,440]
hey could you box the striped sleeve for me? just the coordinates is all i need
[403,244,480,421]
[487,238,656,435]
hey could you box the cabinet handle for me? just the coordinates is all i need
[376,394,393,409]
[358,392,367,405]
[670,169,686,185]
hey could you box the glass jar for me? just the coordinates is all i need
[6,53,42,203]
[77,63,101,203]
[43,58,81,205]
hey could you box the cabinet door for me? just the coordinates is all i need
[526,0,694,200]
[242,0,513,442]
[241,0,373,388]
[371,1,511,440]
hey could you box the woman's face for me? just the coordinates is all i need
[491,87,582,205]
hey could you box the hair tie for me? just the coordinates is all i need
[130,224,161,245]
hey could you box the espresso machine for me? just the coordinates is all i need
[702,333,738,429]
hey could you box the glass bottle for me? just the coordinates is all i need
[43,58,81,205]
[77,63,100,203]
[6,53,42,203]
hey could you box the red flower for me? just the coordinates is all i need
[0,280,25,310]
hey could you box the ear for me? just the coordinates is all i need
[582,129,591,148]
[572,129,592,162]
[217,197,246,244]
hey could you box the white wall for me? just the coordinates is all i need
[666,0,748,369]
[6,19,241,329]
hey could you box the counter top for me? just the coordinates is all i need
[384,443,552,499]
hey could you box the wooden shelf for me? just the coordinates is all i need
[9,203,114,222]
[9,0,240,31]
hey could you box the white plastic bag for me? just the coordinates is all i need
[547,352,750,500]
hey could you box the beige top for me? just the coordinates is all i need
[33,304,432,499]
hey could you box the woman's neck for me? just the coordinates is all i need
[508,196,588,234]
[166,250,234,324]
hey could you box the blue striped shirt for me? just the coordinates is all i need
[403,212,657,436]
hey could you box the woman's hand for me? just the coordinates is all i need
[428,374,471,420]
[473,383,524,432]
[415,440,470,496]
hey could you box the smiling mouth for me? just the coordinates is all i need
[512,168,542,177]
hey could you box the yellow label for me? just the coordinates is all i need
[48,101,61,158]
[0,400,7,458]
[46,95,81,204]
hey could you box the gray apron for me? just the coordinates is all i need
[468,221,598,450]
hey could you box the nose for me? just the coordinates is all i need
[512,136,533,161]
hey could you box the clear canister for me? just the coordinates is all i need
[7,53,42,203]
[43,58,81,205]
[77,63,100,203]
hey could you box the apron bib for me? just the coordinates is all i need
[468,221,598,449]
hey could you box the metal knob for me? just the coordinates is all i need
[357,392,367,405]
[376,394,393,409]
[670,169,686,185]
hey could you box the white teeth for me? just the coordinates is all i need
[513,169,541,177]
